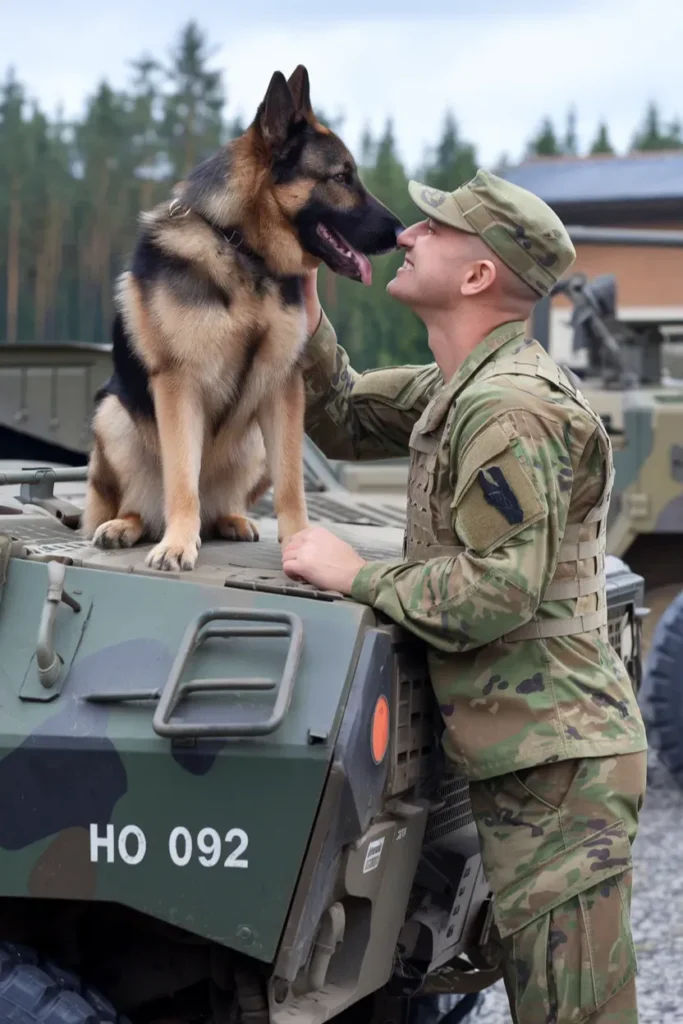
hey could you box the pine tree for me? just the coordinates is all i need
[0,68,28,342]
[563,107,578,156]
[160,21,225,179]
[526,116,561,157]
[632,101,666,151]
[421,110,477,191]
[75,81,135,341]
[663,116,682,149]
[630,102,683,152]
[359,123,375,169]
[590,120,614,155]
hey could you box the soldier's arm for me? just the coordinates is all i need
[300,309,443,460]
[350,386,581,651]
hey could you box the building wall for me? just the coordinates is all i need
[545,234,683,366]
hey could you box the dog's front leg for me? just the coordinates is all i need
[257,369,309,549]
[146,373,204,572]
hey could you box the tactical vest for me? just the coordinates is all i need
[404,349,614,643]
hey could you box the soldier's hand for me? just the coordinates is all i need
[303,268,323,338]
[282,525,366,594]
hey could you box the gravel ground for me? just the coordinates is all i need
[458,748,683,1023]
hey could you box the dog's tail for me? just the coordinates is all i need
[246,471,272,508]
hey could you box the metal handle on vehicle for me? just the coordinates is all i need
[36,561,82,688]
[152,607,303,738]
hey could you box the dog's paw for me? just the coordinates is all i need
[277,515,308,548]
[92,516,143,550]
[217,515,259,542]
[146,537,199,572]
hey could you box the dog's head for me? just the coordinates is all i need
[251,65,405,285]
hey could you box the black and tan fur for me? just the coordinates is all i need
[82,65,403,571]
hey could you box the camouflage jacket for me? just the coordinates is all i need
[301,311,647,781]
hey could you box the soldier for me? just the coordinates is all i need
[282,169,648,1023]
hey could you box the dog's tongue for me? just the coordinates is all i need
[356,253,373,286]
[348,245,372,286]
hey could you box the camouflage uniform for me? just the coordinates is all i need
[301,170,648,1023]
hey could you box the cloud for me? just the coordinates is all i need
[1,0,681,171]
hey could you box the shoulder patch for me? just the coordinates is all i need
[453,446,546,556]
[477,466,524,524]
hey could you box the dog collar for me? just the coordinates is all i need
[167,198,244,251]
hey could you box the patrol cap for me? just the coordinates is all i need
[407,169,576,297]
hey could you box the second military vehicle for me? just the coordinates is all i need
[544,270,683,789]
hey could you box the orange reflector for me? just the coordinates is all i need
[371,695,390,764]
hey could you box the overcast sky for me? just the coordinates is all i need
[2,0,682,172]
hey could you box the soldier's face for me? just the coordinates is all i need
[387,218,494,312]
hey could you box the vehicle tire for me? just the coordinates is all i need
[0,942,131,1024]
[641,582,683,660]
[642,587,683,785]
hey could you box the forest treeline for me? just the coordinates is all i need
[1,21,681,368]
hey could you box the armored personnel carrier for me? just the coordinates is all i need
[0,450,645,1024]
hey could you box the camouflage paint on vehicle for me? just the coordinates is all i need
[580,383,683,557]
[0,552,372,963]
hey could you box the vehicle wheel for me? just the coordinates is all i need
[641,582,683,659]
[642,587,683,785]
[0,942,131,1024]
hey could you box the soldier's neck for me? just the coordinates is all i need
[427,307,515,381]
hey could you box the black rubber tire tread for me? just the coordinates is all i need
[0,943,132,1024]
[643,587,683,785]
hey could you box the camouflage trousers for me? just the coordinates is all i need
[469,750,647,1024]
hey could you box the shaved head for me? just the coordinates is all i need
[388,217,539,323]
[458,233,539,317]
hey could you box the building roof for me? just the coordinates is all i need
[501,151,683,205]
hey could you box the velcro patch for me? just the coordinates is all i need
[477,466,524,524]
[454,448,546,556]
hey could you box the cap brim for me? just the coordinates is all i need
[408,180,476,233]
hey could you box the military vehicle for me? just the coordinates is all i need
[541,267,683,775]
[0,444,645,1024]
[547,267,683,645]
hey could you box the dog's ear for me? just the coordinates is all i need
[287,65,314,122]
[259,71,297,150]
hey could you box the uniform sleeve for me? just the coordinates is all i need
[300,309,443,460]
[350,391,576,652]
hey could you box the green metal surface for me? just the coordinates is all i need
[0,553,373,962]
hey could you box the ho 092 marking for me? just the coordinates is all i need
[89,823,249,868]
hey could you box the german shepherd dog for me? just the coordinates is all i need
[81,65,403,572]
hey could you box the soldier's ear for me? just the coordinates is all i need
[460,258,497,297]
